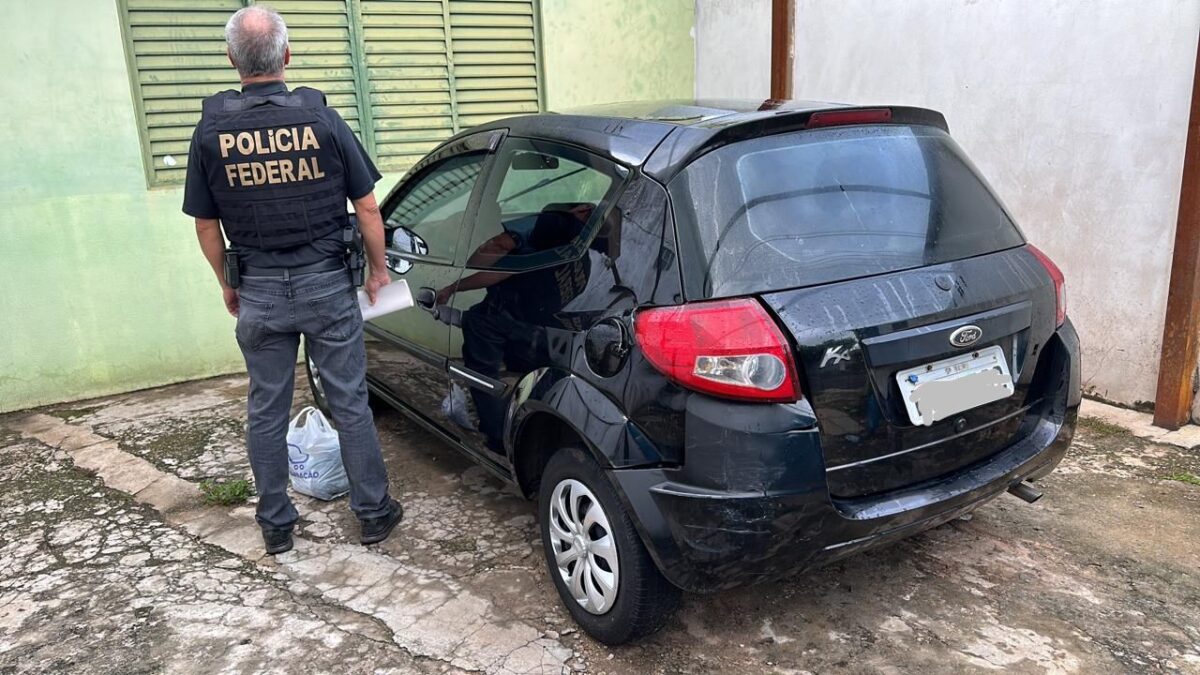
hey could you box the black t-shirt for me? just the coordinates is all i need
[181,80,382,268]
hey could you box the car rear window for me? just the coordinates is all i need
[669,125,1025,299]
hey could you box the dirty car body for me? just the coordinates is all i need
[305,99,1081,643]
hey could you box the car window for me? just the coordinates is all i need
[464,138,624,272]
[383,152,486,264]
[669,125,1026,298]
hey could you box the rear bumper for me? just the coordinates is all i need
[610,320,1080,593]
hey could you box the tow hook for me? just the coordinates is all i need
[1007,480,1043,504]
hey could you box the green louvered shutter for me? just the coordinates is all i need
[358,0,457,171]
[448,0,540,128]
[120,0,243,185]
[262,0,363,136]
[121,0,540,184]
[359,0,541,172]
[121,0,362,186]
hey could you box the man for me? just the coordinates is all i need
[182,6,402,555]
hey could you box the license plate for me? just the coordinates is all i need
[895,345,1014,427]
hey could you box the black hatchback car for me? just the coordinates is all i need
[305,100,1081,644]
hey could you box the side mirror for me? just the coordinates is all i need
[512,152,559,171]
[384,227,428,275]
[390,227,429,256]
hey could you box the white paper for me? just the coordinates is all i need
[357,280,413,320]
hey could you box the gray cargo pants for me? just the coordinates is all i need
[235,267,391,530]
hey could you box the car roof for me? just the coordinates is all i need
[449,99,949,182]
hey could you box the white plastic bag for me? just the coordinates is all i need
[286,406,350,500]
[441,382,474,430]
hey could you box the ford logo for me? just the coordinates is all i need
[949,325,983,348]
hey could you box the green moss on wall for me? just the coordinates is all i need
[0,1,246,412]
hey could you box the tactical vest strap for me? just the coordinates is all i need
[201,90,238,116]
[224,93,300,112]
[290,86,327,106]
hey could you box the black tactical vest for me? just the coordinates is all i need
[197,86,348,250]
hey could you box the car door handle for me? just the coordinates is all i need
[416,286,436,309]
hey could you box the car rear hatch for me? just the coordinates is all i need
[668,115,1065,498]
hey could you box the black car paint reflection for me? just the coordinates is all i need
[365,131,685,485]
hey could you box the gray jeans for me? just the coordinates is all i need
[235,268,391,530]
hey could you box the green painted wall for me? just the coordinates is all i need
[0,0,243,414]
[540,0,696,110]
[0,0,694,413]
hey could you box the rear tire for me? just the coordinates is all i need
[538,446,681,644]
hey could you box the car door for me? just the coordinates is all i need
[365,132,500,426]
[439,136,627,462]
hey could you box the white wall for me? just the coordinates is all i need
[695,0,771,99]
[694,0,1200,406]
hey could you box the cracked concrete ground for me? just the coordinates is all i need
[2,375,1199,674]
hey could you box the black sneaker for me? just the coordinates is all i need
[360,499,403,545]
[262,528,294,555]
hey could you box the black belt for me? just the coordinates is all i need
[242,258,346,278]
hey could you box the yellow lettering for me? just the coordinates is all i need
[279,159,296,183]
[311,156,325,179]
[265,159,281,184]
[235,132,254,156]
[251,162,267,186]
[296,157,313,181]
[224,164,238,187]
[218,134,235,159]
[300,126,319,151]
[237,163,253,185]
[276,128,292,153]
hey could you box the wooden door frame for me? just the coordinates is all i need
[770,0,795,100]
[1155,31,1200,430]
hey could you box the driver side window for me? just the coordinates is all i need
[465,138,623,272]
[383,152,486,265]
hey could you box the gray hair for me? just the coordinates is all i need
[225,6,289,78]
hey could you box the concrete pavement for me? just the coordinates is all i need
[2,374,1198,674]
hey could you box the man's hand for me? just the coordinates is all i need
[222,286,239,317]
[434,285,454,306]
[364,269,390,305]
[352,192,390,305]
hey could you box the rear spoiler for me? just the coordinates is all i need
[642,105,949,183]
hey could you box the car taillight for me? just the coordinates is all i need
[806,108,893,128]
[1027,244,1066,327]
[634,298,801,403]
